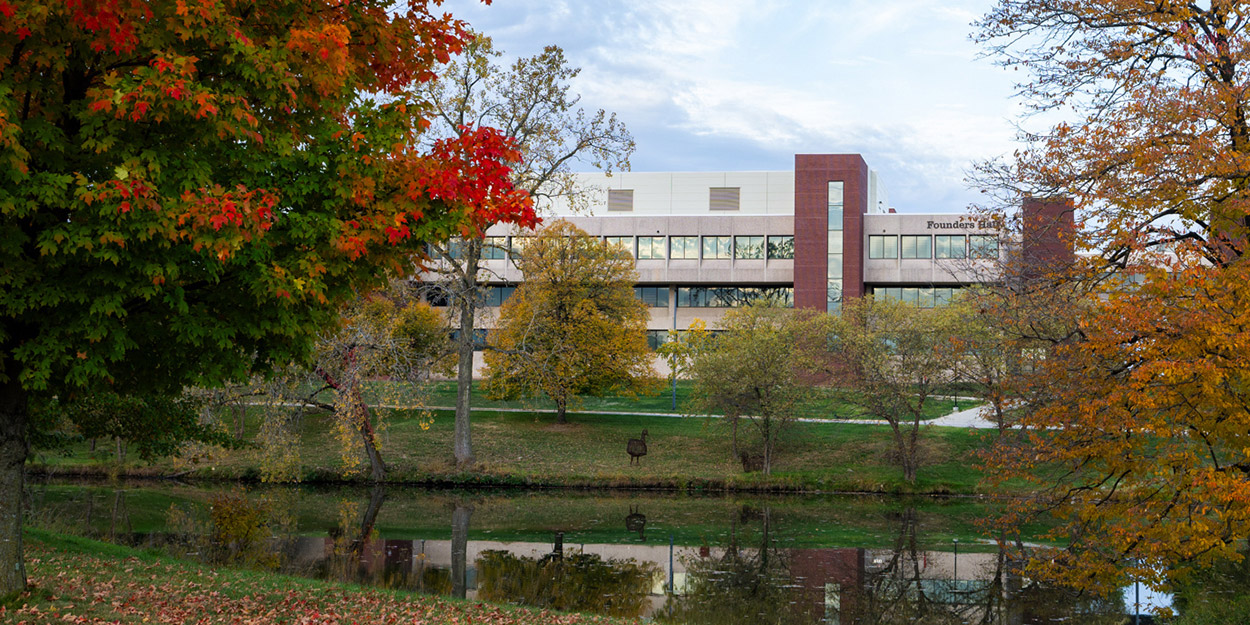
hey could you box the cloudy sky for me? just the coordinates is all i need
[440,0,1026,213]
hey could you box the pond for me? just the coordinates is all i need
[27,479,1173,624]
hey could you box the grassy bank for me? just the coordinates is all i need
[30,404,1005,495]
[7,529,631,624]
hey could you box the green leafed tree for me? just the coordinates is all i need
[482,220,655,424]
[828,296,960,484]
[686,303,829,476]
[0,0,534,594]
[416,35,634,467]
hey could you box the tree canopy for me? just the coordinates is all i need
[974,0,1250,593]
[482,221,654,424]
[0,0,534,594]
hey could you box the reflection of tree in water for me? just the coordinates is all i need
[661,505,821,625]
[475,542,658,617]
[857,510,1123,625]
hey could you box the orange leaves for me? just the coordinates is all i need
[286,23,353,96]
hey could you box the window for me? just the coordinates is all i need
[767,235,794,259]
[676,287,794,308]
[709,187,740,211]
[935,235,966,259]
[734,235,764,259]
[901,235,931,259]
[480,285,515,307]
[827,181,844,312]
[608,189,634,212]
[646,330,668,350]
[637,236,666,259]
[873,286,960,308]
[702,236,732,259]
[970,235,999,259]
[510,236,531,256]
[827,182,844,231]
[634,286,668,307]
[604,236,633,254]
[450,329,489,350]
[482,236,508,260]
[869,235,898,259]
[670,236,699,259]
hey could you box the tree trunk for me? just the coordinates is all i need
[555,397,567,424]
[454,294,476,468]
[451,502,472,600]
[453,241,483,469]
[0,373,28,595]
[356,400,386,483]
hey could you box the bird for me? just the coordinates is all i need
[625,505,646,540]
[626,429,648,465]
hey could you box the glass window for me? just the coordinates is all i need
[766,235,794,259]
[482,237,508,260]
[702,236,732,259]
[869,235,898,259]
[827,231,843,254]
[901,287,919,305]
[935,235,966,259]
[828,255,842,279]
[934,287,954,307]
[634,286,668,307]
[674,286,793,308]
[646,330,667,350]
[970,235,999,259]
[637,236,666,259]
[509,236,531,256]
[901,235,931,259]
[918,287,934,308]
[670,236,699,259]
[734,235,764,259]
[604,236,633,255]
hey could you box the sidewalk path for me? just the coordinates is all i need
[416,400,997,428]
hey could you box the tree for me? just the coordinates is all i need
[828,297,959,484]
[686,303,828,476]
[304,289,449,482]
[416,35,633,467]
[0,1,534,594]
[482,220,655,424]
[973,0,1250,592]
[656,319,709,411]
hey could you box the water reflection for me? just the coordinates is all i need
[27,480,1173,623]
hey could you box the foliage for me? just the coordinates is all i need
[686,304,829,476]
[31,391,233,463]
[828,297,960,484]
[416,34,634,467]
[476,550,658,618]
[483,221,656,424]
[973,0,1250,595]
[0,0,537,594]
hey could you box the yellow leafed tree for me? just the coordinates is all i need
[483,221,656,424]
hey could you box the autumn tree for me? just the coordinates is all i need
[416,36,634,467]
[0,0,534,594]
[482,220,654,424]
[973,0,1250,592]
[655,319,709,411]
[828,297,959,484]
[686,303,828,476]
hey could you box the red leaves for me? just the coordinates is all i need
[0,0,13,18]
[419,125,537,233]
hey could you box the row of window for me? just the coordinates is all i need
[870,286,963,308]
[867,235,999,260]
[610,235,793,260]
[642,285,797,308]
[442,235,795,261]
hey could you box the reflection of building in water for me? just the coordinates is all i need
[285,535,1008,619]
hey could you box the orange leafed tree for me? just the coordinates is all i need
[0,0,535,593]
[974,1,1250,593]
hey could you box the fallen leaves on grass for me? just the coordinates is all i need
[18,538,631,625]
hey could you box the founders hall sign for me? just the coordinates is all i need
[925,220,993,230]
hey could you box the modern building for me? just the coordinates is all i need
[431,153,1073,354]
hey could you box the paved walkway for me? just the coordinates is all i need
[419,398,998,429]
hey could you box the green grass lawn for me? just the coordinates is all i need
[32,401,1006,495]
[9,529,632,624]
[372,379,972,421]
